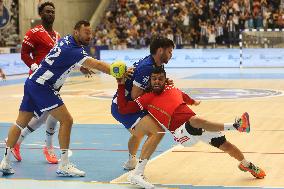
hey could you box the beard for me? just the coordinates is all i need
[152,85,165,95]
[42,16,54,25]
[160,54,169,64]
[79,39,90,46]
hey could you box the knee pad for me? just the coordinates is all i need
[210,135,226,148]
[185,122,203,136]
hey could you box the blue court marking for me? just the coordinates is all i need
[183,73,284,79]
[0,77,26,86]
[0,122,174,182]
[0,123,281,189]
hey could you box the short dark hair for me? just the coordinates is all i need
[38,1,55,15]
[151,66,166,78]
[74,20,90,30]
[150,36,175,55]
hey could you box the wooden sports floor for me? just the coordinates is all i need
[0,67,284,189]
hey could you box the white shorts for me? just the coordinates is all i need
[173,123,225,147]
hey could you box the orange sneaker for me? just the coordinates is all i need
[5,138,22,161]
[234,112,250,133]
[239,162,266,179]
[43,146,58,164]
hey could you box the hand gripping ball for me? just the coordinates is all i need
[110,61,127,78]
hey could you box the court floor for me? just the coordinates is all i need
[1,68,284,189]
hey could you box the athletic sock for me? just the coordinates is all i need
[240,158,250,167]
[17,126,33,144]
[3,147,12,162]
[60,149,69,164]
[224,123,236,131]
[134,159,148,175]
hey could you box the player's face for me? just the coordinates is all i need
[76,25,92,46]
[41,5,55,25]
[160,47,173,64]
[150,72,166,94]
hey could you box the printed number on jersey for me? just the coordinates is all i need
[45,44,61,65]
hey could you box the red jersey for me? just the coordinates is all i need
[117,84,196,131]
[21,25,60,74]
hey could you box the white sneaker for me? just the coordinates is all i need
[56,162,85,177]
[0,160,15,175]
[123,158,137,170]
[128,173,154,189]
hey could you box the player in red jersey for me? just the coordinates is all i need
[117,67,266,188]
[7,2,92,164]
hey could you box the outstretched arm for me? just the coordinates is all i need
[82,57,110,75]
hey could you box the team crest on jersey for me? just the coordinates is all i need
[82,49,88,56]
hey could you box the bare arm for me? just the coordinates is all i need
[82,57,110,75]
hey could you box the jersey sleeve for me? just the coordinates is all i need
[133,65,152,90]
[134,92,153,110]
[74,48,91,67]
[57,37,90,67]
[117,84,141,114]
[181,90,195,105]
[21,30,36,68]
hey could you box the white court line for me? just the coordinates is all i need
[110,144,182,184]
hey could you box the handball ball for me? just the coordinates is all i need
[110,61,127,78]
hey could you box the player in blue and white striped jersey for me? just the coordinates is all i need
[0,20,112,177]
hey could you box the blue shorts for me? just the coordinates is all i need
[19,80,64,117]
[111,101,147,129]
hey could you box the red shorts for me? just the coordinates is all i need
[169,104,196,132]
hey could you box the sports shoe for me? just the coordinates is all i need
[238,162,266,179]
[43,146,58,164]
[123,158,137,170]
[128,173,154,189]
[56,162,85,177]
[234,112,250,133]
[5,138,22,162]
[0,160,15,175]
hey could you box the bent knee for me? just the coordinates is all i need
[210,136,227,148]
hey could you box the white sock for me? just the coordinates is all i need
[224,123,236,131]
[45,115,57,148]
[3,147,12,162]
[60,149,69,164]
[18,115,47,144]
[17,127,33,144]
[240,158,250,167]
[134,159,148,175]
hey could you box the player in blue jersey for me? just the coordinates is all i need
[111,36,175,187]
[0,20,112,177]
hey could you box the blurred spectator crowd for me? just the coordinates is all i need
[0,0,19,47]
[94,0,284,49]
